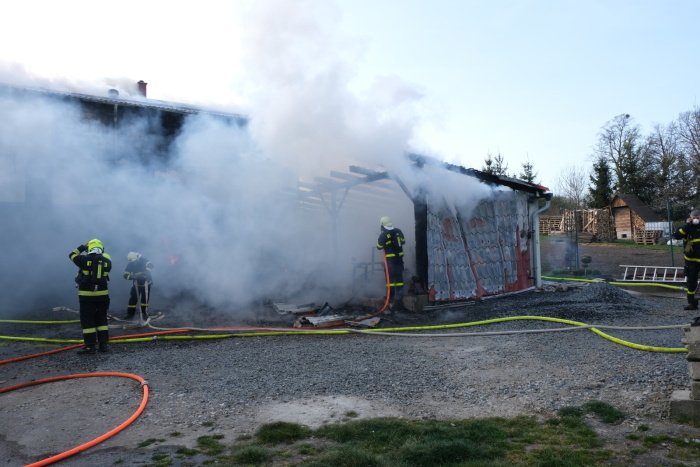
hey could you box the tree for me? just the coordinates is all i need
[594,113,656,203]
[587,156,613,208]
[482,152,508,176]
[677,107,700,205]
[557,165,589,209]
[519,156,537,183]
[645,122,690,210]
[594,114,639,187]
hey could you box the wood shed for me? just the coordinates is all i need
[610,194,663,244]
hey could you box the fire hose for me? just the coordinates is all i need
[0,372,149,467]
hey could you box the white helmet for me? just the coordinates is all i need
[127,251,142,262]
[380,216,393,229]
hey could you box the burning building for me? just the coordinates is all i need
[0,81,551,315]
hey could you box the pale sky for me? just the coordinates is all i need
[1,0,698,191]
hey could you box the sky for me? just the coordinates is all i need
[1,0,699,190]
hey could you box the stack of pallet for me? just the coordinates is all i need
[539,215,563,235]
[633,229,660,245]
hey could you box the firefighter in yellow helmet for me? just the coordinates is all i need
[69,238,112,354]
[376,216,406,312]
[122,251,154,321]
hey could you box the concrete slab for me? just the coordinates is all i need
[692,381,700,400]
[669,390,700,423]
[688,343,700,361]
[689,361,700,380]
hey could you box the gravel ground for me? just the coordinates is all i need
[1,281,699,465]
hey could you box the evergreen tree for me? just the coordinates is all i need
[519,157,537,183]
[587,156,613,208]
[482,152,508,176]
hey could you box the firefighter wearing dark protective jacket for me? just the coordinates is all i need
[673,209,700,326]
[122,251,154,320]
[376,216,406,311]
[69,238,112,354]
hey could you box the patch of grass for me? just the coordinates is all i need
[201,421,214,427]
[255,421,313,444]
[175,446,199,456]
[582,400,625,424]
[344,410,358,418]
[297,443,319,455]
[637,424,649,432]
[150,451,172,466]
[169,431,182,437]
[230,445,272,464]
[557,406,584,418]
[626,433,641,441]
[301,446,384,467]
[137,438,158,447]
[526,446,610,466]
[642,433,671,447]
[196,434,226,456]
[545,413,602,448]
[152,403,652,466]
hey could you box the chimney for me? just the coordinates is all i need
[137,80,147,97]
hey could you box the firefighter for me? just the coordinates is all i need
[122,251,154,320]
[69,238,112,354]
[673,209,700,325]
[376,216,406,312]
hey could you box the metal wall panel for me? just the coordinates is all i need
[427,191,532,301]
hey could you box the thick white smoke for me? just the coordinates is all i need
[0,0,497,317]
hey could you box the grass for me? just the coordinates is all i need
[134,401,700,466]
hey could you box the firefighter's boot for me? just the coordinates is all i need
[97,330,110,353]
[78,333,97,355]
[685,293,698,311]
[77,346,96,355]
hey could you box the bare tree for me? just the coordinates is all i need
[557,165,589,209]
[594,113,641,189]
[677,107,700,204]
[646,122,691,209]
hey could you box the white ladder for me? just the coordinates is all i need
[619,264,685,283]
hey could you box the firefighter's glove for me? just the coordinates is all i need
[123,272,132,280]
[78,244,87,252]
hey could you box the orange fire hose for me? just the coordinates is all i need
[0,372,149,467]
[0,329,192,366]
[379,252,391,313]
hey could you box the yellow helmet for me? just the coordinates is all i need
[86,238,104,253]
[380,216,393,229]
[127,251,141,262]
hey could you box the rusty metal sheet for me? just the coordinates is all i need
[427,191,532,301]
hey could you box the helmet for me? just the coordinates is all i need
[127,251,141,262]
[380,216,393,229]
[691,209,700,217]
[86,238,104,254]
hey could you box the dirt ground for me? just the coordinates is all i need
[541,234,685,279]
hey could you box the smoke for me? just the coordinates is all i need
[0,0,496,317]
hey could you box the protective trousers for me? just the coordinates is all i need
[386,257,405,306]
[686,262,700,308]
[79,297,109,348]
[127,281,151,317]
